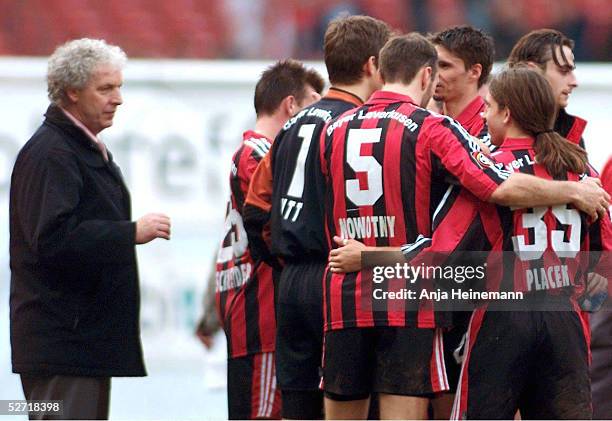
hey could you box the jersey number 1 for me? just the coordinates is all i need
[282,124,316,221]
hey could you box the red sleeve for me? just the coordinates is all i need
[583,157,612,300]
[425,116,510,202]
[401,189,499,290]
[584,209,612,306]
[601,157,612,195]
[600,213,612,253]
[402,189,493,257]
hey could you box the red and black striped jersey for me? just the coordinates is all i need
[243,88,363,263]
[455,95,489,142]
[403,137,612,304]
[215,130,276,358]
[320,90,510,331]
[555,108,587,149]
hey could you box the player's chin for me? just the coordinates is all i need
[558,94,570,108]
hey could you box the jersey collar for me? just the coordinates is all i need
[554,108,587,145]
[500,137,534,150]
[243,129,272,142]
[325,87,364,107]
[455,96,485,128]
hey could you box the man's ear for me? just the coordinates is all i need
[65,88,80,103]
[469,63,482,84]
[525,61,542,72]
[363,56,377,77]
[421,66,432,90]
[282,95,297,116]
[503,106,511,125]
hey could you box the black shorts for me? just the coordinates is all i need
[452,309,591,420]
[323,326,449,399]
[227,353,281,419]
[275,260,326,393]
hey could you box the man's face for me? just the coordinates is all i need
[543,45,577,108]
[68,64,123,134]
[433,45,472,103]
[482,92,506,146]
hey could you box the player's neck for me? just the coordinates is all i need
[254,116,283,140]
[331,83,368,104]
[382,81,423,105]
[443,89,479,119]
[505,124,531,139]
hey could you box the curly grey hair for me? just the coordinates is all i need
[47,38,127,106]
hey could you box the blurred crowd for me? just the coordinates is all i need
[1,0,610,60]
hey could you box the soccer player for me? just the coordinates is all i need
[321,34,610,420]
[401,66,611,420]
[428,25,495,417]
[591,156,612,419]
[430,25,494,140]
[214,60,323,420]
[508,31,597,406]
[242,15,392,420]
[508,29,587,149]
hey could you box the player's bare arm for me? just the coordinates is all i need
[489,172,610,220]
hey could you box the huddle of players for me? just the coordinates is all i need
[209,15,611,420]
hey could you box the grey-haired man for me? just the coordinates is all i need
[9,38,170,420]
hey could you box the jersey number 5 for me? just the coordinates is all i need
[346,128,383,206]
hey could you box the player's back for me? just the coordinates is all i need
[457,137,608,302]
[496,139,600,298]
[270,90,361,261]
[216,131,275,358]
[321,90,489,247]
[322,100,419,249]
[320,91,456,330]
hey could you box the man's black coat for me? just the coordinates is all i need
[9,104,146,376]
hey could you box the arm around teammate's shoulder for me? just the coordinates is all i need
[489,173,610,221]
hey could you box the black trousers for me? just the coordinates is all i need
[20,375,110,420]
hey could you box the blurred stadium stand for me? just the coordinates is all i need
[0,0,610,60]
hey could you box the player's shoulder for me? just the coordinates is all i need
[236,135,272,161]
[422,109,480,147]
[280,98,345,135]
[323,97,362,116]
[421,108,455,127]
[324,105,365,139]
